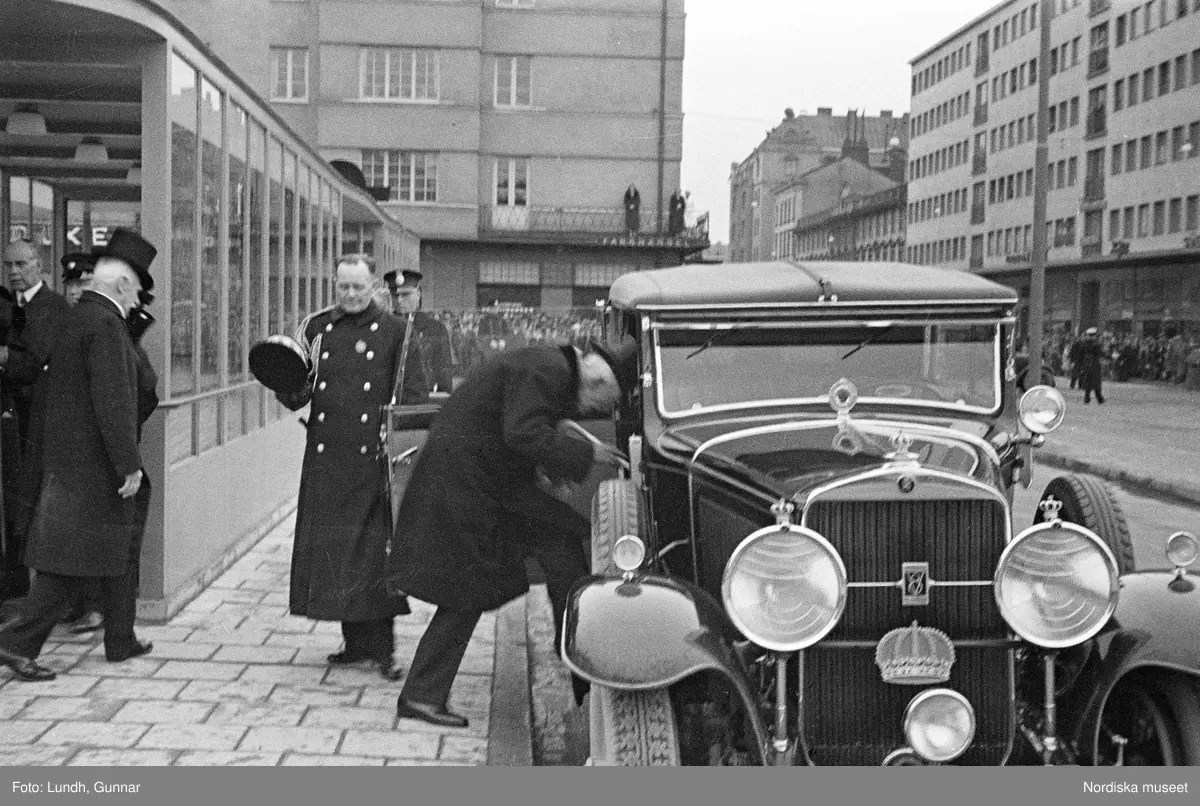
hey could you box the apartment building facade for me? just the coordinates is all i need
[170,0,701,310]
[729,108,909,263]
[908,0,1200,339]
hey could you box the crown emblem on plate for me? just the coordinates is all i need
[875,621,955,685]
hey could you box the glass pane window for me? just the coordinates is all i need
[229,105,248,385]
[495,55,532,107]
[170,52,198,398]
[270,48,308,101]
[359,48,439,100]
[360,150,438,202]
[494,158,529,206]
[199,78,223,393]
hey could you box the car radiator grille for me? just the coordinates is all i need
[802,498,1013,766]
[693,495,1014,766]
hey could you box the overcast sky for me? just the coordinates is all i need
[681,0,1003,242]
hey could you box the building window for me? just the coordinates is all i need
[1128,73,1140,105]
[495,0,536,6]
[1153,200,1166,235]
[1187,195,1200,230]
[1116,14,1127,45]
[360,48,439,101]
[270,47,307,101]
[360,150,439,202]
[1156,131,1169,164]
[479,261,539,285]
[494,157,529,206]
[1112,143,1123,174]
[1140,135,1153,168]
[495,55,532,107]
[1169,197,1183,232]
[1113,78,1125,110]
[1137,203,1150,236]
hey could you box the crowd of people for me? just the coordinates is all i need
[1045,328,1200,387]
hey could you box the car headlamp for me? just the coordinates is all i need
[903,689,976,763]
[1018,386,1066,434]
[994,521,1119,648]
[721,524,846,652]
[1166,531,1199,571]
[612,535,646,573]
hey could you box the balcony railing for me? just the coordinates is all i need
[970,202,986,225]
[481,205,710,246]
[972,151,987,176]
[1087,49,1109,78]
[973,104,988,126]
[1083,175,1105,201]
[1089,0,1111,17]
[1085,107,1107,138]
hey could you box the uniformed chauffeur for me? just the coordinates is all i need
[277,252,427,681]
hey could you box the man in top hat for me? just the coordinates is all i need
[384,268,455,396]
[385,335,634,727]
[0,229,157,681]
[0,238,70,604]
[1078,327,1106,405]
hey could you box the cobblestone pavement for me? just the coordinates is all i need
[0,513,497,766]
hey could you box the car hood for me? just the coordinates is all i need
[653,411,1001,502]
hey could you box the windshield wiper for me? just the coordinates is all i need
[686,327,743,360]
[841,324,895,361]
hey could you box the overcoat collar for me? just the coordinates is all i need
[79,289,125,320]
[329,299,382,327]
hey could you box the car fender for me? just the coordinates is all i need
[1060,571,1200,763]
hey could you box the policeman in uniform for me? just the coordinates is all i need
[384,269,455,395]
[277,253,427,681]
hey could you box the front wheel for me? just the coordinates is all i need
[1096,673,1200,765]
[589,686,681,765]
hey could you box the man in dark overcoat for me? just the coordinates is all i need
[0,238,70,604]
[0,233,155,681]
[386,336,633,726]
[277,253,427,681]
[1079,327,1106,405]
[384,268,455,395]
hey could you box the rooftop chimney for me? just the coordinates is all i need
[784,107,795,120]
[817,107,833,117]
[880,110,892,119]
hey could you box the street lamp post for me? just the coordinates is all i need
[1028,0,1054,383]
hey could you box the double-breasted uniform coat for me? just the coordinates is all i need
[281,301,426,622]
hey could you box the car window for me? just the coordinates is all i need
[655,321,1000,415]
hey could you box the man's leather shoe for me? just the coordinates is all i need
[396,697,468,728]
[0,648,57,682]
[377,660,404,682]
[67,611,104,634]
[327,650,371,665]
[105,640,153,663]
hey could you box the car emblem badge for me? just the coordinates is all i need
[901,562,930,606]
[876,621,955,685]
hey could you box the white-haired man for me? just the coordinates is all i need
[0,229,155,681]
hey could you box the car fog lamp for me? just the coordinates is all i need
[903,689,975,763]
[611,535,646,573]
[721,525,847,652]
[995,522,1119,648]
[1166,532,1199,570]
[1018,386,1066,434]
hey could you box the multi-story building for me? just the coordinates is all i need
[729,108,909,263]
[908,0,1200,339]
[172,0,704,311]
[794,183,908,263]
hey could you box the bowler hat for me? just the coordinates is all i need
[589,334,638,394]
[60,252,97,283]
[91,228,156,293]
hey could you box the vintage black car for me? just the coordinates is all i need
[561,260,1200,766]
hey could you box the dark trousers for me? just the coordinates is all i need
[0,563,140,660]
[1082,377,1105,403]
[341,618,395,661]
[401,505,588,708]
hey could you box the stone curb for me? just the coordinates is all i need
[486,596,534,766]
[1036,452,1200,509]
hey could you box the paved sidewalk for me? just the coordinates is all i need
[0,513,504,766]
[1038,378,1200,505]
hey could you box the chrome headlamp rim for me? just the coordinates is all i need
[612,534,646,572]
[1166,531,1199,570]
[903,688,976,763]
[1018,385,1066,434]
[720,523,848,653]
[993,520,1120,649]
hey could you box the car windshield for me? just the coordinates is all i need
[655,320,1001,416]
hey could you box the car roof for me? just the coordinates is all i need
[608,261,1019,310]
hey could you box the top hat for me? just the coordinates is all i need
[60,251,97,283]
[589,334,638,394]
[91,228,156,292]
